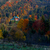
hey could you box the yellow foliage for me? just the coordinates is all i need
[15,30,26,41]
[0,30,4,39]
[6,18,10,23]
[8,18,10,22]
[24,10,27,15]
[10,13,12,15]
[45,35,49,40]
[23,36,26,41]
[17,19,24,29]
[22,13,24,16]
[1,23,7,31]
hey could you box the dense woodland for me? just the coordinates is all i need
[0,0,50,44]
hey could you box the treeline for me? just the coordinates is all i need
[0,15,50,43]
[0,0,50,43]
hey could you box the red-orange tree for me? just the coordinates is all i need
[22,19,29,33]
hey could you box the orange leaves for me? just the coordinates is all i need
[46,31,50,35]
[45,31,50,39]
[35,18,37,20]
[17,14,19,17]
[21,10,22,13]
[23,19,29,26]
[35,5,38,8]
[16,1,18,3]
[19,7,22,10]
[5,1,12,7]
[35,15,37,20]
[4,4,7,7]
[10,13,12,15]
[23,6,27,10]
[17,19,29,33]
[1,6,4,10]
[22,19,29,33]
[1,1,12,8]
[6,1,10,4]
[29,15,32,18]
[8,18,10,22]
[35,15,37,18]
[8,3,12,7]
[23,6,25,9]
[24,10,27,15]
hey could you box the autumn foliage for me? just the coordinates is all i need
[35,5,38,8]
[35,15,37,20]
[17,19,24,29]
[16,1,18,3]
[8,3,12,7]
[29,15,32,18]
[46,31,50,35]
[22,19,29,33]
[0,30,4,39]
[32,20,45,32]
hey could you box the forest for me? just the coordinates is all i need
[0,0,50,45]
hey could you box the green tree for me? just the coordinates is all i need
[3,30,8,38]
[41,15,45,22]
[45,20,49,32]
[38,29,45,35]
[31,14,35,22]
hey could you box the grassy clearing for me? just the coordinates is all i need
[0,43,50,50]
